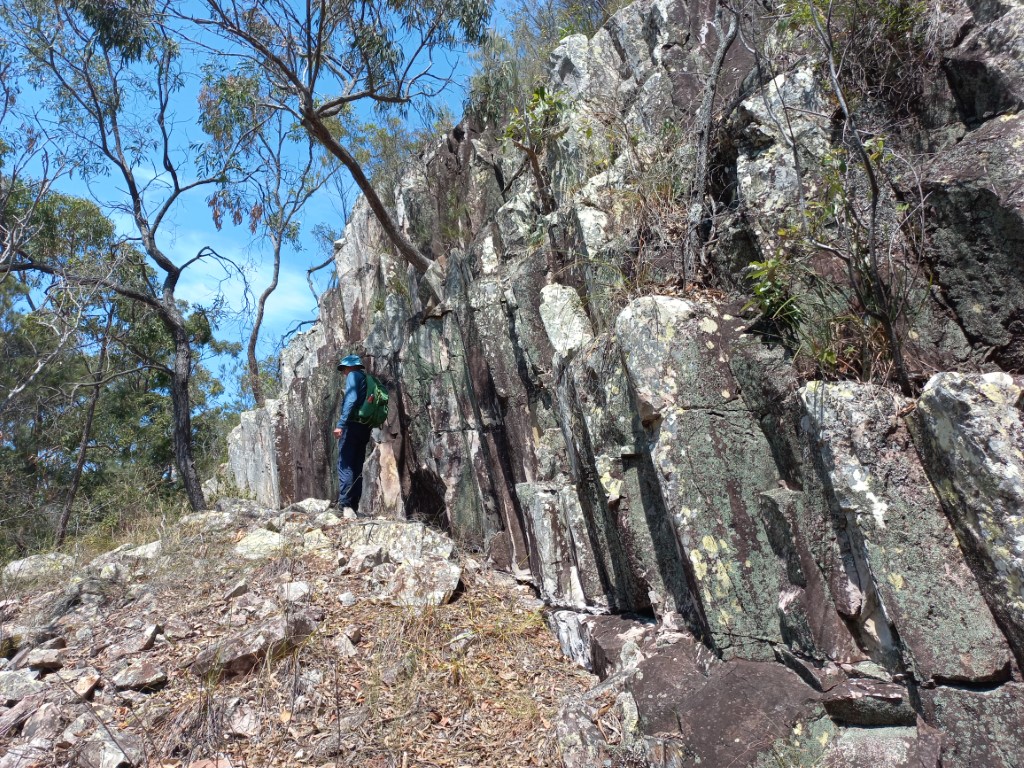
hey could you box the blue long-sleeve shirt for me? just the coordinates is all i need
[337,370,368,428]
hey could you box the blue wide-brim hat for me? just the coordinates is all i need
[337,354,363,370]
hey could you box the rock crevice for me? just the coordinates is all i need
[222,0,1024,763]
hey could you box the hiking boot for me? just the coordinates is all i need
[341,506,357,519]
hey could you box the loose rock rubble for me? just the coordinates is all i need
[0,498,592,767]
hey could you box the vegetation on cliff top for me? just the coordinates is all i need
[0,0,978,560]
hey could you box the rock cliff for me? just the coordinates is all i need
[225,0,1024,764]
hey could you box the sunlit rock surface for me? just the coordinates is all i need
[220,0,1024,762]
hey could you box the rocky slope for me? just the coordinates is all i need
[0,500,591,766]
[220,0,1024,765]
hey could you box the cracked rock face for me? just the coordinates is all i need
[617,296,787,660]
[234,529,287,560]
[924,112,1024,371]
[190,611,318,681]
[799,380,1012,683]
[3,554,75,585]
[517,483,602,611]
[909,372,1024,667]
[553,618,947,768]
[943,1,1024,126]
[384,557,463,607]
[217,0,1024,762]
[335,519,454,564]
[0,671,45,706]
[734,67,831,242]
[925,683,1024,768]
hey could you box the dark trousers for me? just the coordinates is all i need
[336,421,372,509]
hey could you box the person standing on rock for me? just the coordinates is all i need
[333,354,372,516]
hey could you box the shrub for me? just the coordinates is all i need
[467,0,629,131]
[778,0,932,117]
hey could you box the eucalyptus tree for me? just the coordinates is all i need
[0,0,250,510]
[0,43,71,273]
[0,276,86,556]
[49,244,239,543]
[0,255,236,552]
[0,195,146,547]
[184,0,492,274]
[199,67,336,406]
[0,191,116,421]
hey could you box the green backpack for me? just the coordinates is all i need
[355,374,390,428]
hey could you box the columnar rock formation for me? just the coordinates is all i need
[226,0,1024,763]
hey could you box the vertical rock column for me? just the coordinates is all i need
[226,403,283,508]
[730,343,866,665]
[616,296,787,659]
[799,381,1012,684]
[909,371,1024,668]
[524,284,633,612]
[397,308,497,543]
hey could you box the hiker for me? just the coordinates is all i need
[333,354,373,515]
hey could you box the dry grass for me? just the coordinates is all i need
[2,513,594,768]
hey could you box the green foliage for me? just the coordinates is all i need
[353,114,443,215]
[6,0,187,179]
[0,292,240,561]
[191,398,241,478]
[506,0,624,66]
[467,31,527,129]
[360,0,490,83]
[187,0,497,276]
[22,191,115,265]
[197,66,265,174]
[744,256,803,333]
[731,0,933,393]
[186,308,214,346]
[198,62,335,235]
[234,354,281,411]
[67,0,155,62]
[0,184,242,561]
[778,0,930,112]
[501,85,567,214]
[504,86,566,151]
[549,0,615,37]
[572,119,695,314]
[467,0,626,130]
[780,0,924,39]
[745,136,921,384]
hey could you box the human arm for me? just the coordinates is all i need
[335,371,365,434]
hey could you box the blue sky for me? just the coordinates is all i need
[169,14,505,363]
[11,4,507,397]
[173,2,517,365]
[8,0,528,409]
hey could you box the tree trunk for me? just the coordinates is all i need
[169,322,206,511]
[808,3,913,396]
[56,382,101,546]
[248,237,281,408]
[683,4,739,283]
[56,310,114,546]
[301,111,433,274]
[512,140,558,215]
